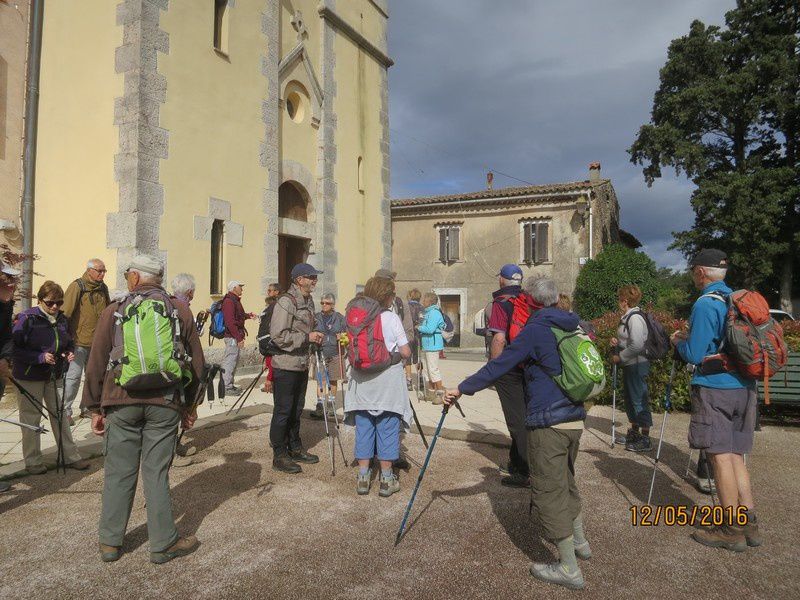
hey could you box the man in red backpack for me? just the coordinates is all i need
[486,264,537,487]
[671,249,761,551]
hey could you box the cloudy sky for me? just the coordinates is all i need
[387,0,736,270]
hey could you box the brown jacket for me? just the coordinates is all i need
[80,284,205,413]
[62,273,110,347]
[269,284,315,372]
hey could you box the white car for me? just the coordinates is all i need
[769,309,795,323]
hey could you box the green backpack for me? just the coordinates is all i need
[109,290,193,392]
[551,327,605,403]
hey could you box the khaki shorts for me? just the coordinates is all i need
[688,385,756,455]
[423,351,442,383]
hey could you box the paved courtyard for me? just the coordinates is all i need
[1,358,798,599]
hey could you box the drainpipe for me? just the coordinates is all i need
[587,192,594,259]
[20,0,44,310]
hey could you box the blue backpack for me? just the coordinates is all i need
[208,299,226,343]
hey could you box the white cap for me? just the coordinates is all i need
[127,254,164,276]
[0,261,21,277]
[227,280,245,291]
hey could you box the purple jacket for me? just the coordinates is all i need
[12,307,75,381]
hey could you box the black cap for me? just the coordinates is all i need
[689,249,728,269]
[290,263,323,279]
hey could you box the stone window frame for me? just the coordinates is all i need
[518,218,552,266]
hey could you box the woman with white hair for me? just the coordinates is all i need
[310,292,346,420]
[445,276,591,591]
[171,273,196,306]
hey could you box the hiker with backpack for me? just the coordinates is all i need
[220,281,257,395]
[12,280,90,475]
[417,292,447,403]
[445,276,599,591]
[610,285,654,452]
[310,293,346,420]
[343,276,412,497]
[61,258,111,425]
[671,249,767,552]
[268,263,324,474]
[81,254,205,564]
[485,264,540,487]
[257,283,281,393]
[406,288,424,390]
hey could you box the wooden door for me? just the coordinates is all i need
[439,295,461,347]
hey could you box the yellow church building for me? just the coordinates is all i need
[23,0,392,321]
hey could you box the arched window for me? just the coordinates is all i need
[278,182,309,221]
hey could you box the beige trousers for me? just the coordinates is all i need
[16,379,82,468]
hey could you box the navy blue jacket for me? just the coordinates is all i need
[12,307,75,381]
[458,307,586,429]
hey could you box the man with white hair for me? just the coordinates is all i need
[671,249,761,551]
[82,254,205,564]
[62,258,110,424]
[445,276,590,590]
[221,280,256,394]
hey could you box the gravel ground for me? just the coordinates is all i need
[0,407,798,600]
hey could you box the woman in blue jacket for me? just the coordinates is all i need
[445,276,589,591]
[417,292,446,402]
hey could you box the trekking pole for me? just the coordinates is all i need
[319,347,347,467]
[611,361,618,448]
[647,359,676,505]
[701,449,718,506]
[396,403,452,545]
[0,417,48,434]
[408,398,429,449]
[9,376,66,472]
[313,348,336,476]
[226,367,265,416]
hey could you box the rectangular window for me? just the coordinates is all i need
[210,219,224,294]
[213,0,230,54]
[437,225,461,264]
[522,221,549,264]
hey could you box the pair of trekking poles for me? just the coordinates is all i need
[611,356,718,506]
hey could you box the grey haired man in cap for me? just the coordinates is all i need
[671,249,761,552]
[82,254,206,564]
[268,262,324,473]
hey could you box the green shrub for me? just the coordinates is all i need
[783,320,800,353]
[588,309,691,413]
[574,244,660,320]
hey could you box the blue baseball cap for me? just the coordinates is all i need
[291,263,323,279]
[497,264,523,281]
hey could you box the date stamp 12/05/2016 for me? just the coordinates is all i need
[631,505,749,527]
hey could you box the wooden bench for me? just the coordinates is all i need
[758,352,800,406]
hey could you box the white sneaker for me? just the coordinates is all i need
[529,562,585,590]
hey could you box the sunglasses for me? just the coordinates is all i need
[90,267,107,273]
[321,301,334,305]
[42,299,64,308]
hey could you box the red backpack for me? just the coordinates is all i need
[497,291,538,342]
[345,296,401,373]
[704,289,788,403]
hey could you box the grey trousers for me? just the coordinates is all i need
[16,379,82,468]
[222,337,240,388]
[99,404,180,552]
[63,346,91,417]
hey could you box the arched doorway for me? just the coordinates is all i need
[278,181,311,291]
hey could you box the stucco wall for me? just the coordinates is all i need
[33,0,123,289]
[392,193,615,348]
[0,0,29,248]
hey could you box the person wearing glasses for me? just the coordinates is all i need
[310,293,346,420]
[12,281,89,474]
[62,258,110,425]
[268,263,324,473]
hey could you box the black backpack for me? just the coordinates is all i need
[257,302,277,356]
[624,309,670,361]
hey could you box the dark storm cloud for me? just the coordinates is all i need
[388,0,736,269]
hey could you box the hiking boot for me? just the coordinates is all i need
[25,464,48,475]
[742,517,763,547]
[150,536,199,564]
[625,435,652,452]
[176,444,197,458]
[696,476,717,495]
[500,472,530,488]
[357,469,373,495]
[0,481,11,493]
[691,525,747,552]
[289,449,319,464]
[574,540,592,560]
[272,456,302,474]
[623,428,639,444]
[173,454,194,468]
[99,543,121,563]
[226,385,243,395]
[379,473,401,497]
[67,459,91,470]
[394,456,410,471]
[309,404,325,420]
[529,562,585,590]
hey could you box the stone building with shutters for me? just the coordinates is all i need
[391,164,626,349]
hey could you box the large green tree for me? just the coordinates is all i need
[629,0,799,310]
